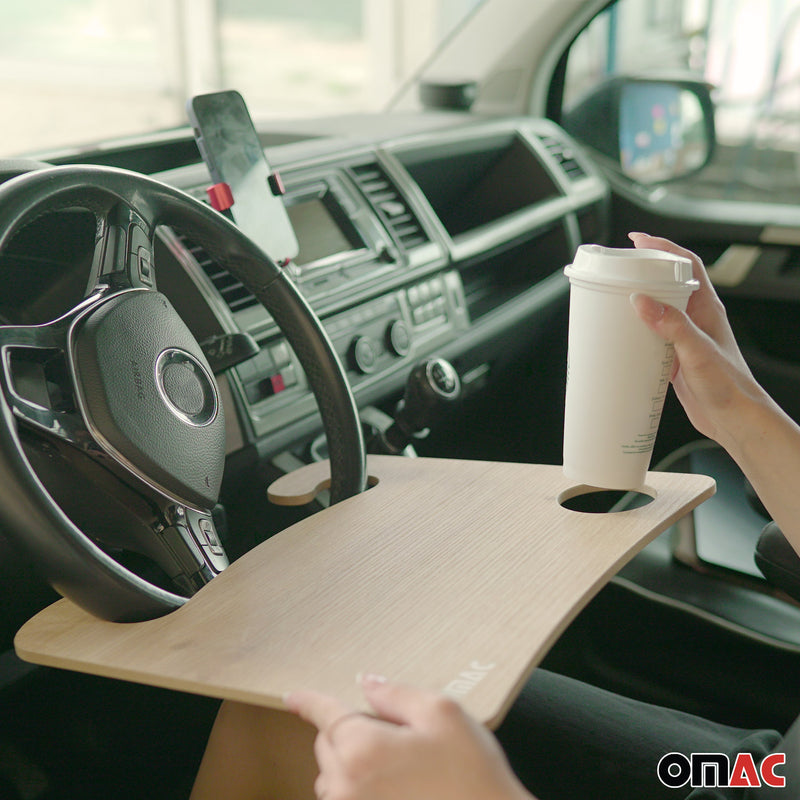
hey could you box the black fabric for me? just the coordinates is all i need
[496,669,784,800]
[686,715,800,799]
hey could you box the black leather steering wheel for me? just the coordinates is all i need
[0,164,366,622]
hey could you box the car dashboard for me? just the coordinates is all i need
[147,114,608,462]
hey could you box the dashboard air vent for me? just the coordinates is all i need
[539,135,588,181]
[178,233,261,314]
[350,162,429,251]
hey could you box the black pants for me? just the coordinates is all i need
[495,669,790,800]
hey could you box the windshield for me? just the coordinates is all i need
[1,0,484,157]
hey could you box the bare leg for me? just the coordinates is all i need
[191,701,318,800]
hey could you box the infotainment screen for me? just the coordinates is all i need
[286,190,366,267]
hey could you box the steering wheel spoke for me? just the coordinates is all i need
[0,314,94,448]
[6,395,89,448]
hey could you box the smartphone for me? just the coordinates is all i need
[187,90,299,264]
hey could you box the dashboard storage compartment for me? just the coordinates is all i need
[397,132,562,239]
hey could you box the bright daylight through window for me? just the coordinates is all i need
[0,0,481,157]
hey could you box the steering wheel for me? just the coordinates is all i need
[0,164,366,622]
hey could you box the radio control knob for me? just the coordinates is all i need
[350,335,378,374]
[386,319,411,357]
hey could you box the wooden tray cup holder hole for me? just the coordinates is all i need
[558,484,656,514]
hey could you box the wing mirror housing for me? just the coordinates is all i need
[562,76,715,184]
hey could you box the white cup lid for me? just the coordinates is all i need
[565,244,698,290]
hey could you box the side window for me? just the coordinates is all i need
[562,0,800,204]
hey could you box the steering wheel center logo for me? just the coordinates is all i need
[155,348,218,427]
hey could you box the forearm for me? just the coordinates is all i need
[627,234,800,554]
[720,387,800,557]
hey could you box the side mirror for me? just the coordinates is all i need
[562,77,715,184]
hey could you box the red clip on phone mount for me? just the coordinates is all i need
[206,182,234,212]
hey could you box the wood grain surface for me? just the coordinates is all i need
[16,456,714,728]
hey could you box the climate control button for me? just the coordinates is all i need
[386,319,411,357]
[349,335,378,374]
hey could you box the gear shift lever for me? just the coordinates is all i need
[370,358,461,455]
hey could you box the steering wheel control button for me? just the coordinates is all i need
[350,335,378,374]
[127,225,152,282]
[197,518,224,556]
[386,319,411,357]
[185,512,229,571]
[137,246,152,277]
[156,349,218,427]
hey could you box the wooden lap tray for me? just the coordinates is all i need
[15,456,714,728]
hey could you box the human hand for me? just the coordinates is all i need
[286,674,535,800]
[628,232,766,452]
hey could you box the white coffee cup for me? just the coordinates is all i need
[562,244,699,490]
